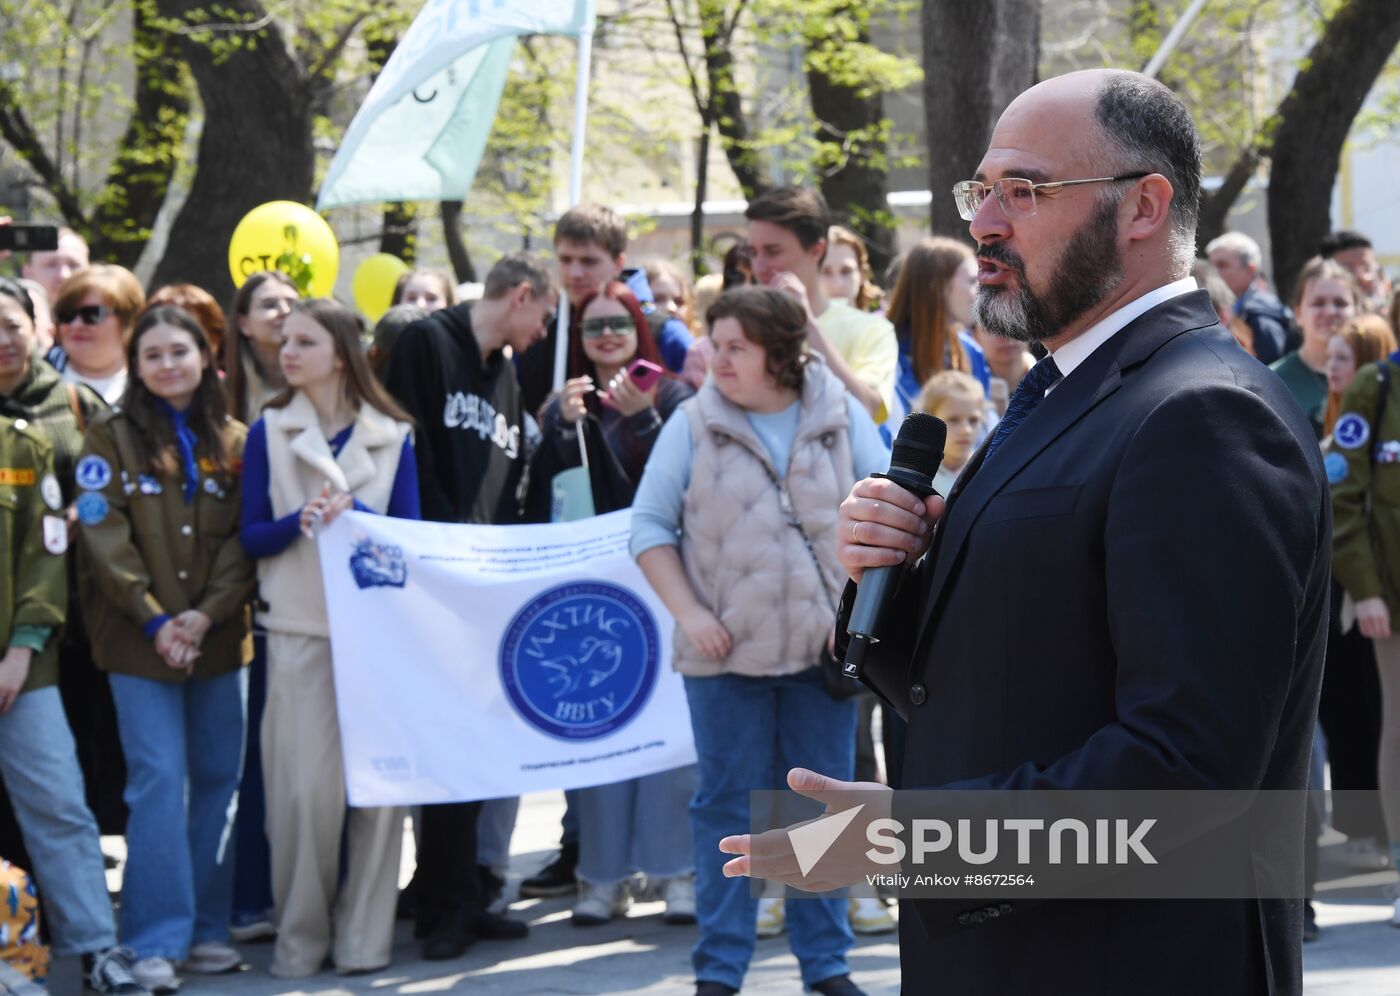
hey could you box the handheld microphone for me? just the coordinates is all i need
[842,412,946,681]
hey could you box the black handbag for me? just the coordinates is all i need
[761,465,866,701]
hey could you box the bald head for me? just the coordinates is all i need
[995,70,1203,273]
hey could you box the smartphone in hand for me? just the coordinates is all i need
[0,225,58,252]
[628,358,665,393]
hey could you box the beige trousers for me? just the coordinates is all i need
[263,632,404,976]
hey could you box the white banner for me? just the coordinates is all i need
[318,508,695,806]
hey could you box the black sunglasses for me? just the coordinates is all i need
[55,304,112,326]
[580,316,637,339]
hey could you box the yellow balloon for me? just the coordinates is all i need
[228,201,340,298]
[352,253,410,323]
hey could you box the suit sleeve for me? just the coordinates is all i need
[194,428,256,624]
[384,323,454,522]
[956,384,1326,793]
[77,420,167,630]
[1331,366,1385,602]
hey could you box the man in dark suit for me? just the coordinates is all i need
[720,69,1328,993]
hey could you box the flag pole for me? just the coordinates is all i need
[552,19,596,393]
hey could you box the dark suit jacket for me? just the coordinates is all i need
[837,291,1328,994]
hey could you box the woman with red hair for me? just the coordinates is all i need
[530,281,697,925]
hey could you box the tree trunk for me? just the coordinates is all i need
[89,1,190,268]
[701,1,770,198]
[923,0,1040,240]
[691,124,711,276]
[1266,0,1400,300]
[150,0,314,303]
[806,6,894,276]
[441,201,476,284]
[380,202,418,263]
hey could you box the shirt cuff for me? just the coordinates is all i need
[8,625,51,654]
[143,614,172,641]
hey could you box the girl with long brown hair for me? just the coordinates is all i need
[239,298,418,978]
[78,305,254,990]
[224,271,300,424]
[882,237,990,439]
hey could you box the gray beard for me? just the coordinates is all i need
[971,200,1125,344]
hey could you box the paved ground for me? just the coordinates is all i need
[42,793,1400,994]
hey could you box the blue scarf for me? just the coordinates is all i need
[157,400,200,503]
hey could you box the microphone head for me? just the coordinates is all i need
[890,412,947,479]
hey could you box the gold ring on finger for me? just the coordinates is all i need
[851,521,859,543]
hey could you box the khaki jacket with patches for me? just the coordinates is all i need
[77,406,253,682]
[0,416,67,691]
[1331,359,1400,615]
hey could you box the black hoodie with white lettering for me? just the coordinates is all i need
[384,303,529,524]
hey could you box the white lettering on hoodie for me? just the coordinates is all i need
[443,391,520,459]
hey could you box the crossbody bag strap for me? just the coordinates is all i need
[758,462,838,614]
[1365,361,1392,519]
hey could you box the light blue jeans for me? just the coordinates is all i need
[684,669,855,990]
[109,670,246,960]
[478,797,520,872]
[578,766,698,885]
[0,686,116,955]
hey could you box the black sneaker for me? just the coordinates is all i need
[696,982,738,996]
[519,842,578,898]
[476,911,529,940]
[811,974,866,996]
[1303,901,1320,942]
[83,946,152,995]
[479,864,506,914]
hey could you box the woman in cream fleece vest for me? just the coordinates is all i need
[631,287,891,995]
[238,299,420,979]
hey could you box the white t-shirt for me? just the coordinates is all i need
[64,366,127,406]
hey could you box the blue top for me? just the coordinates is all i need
[630,393,890,557]
[624,267,694,372]
[239,418,421,560]
[883,328,991,444]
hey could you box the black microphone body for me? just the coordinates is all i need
[842,413,946,681]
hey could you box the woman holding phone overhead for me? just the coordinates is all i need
[239,298,420,979]
[529,281,697,925]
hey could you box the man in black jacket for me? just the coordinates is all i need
[384,252,556,959]
[723,70,1327,994]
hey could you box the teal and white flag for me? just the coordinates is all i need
[318,0,595,210]
[319,509,695,806]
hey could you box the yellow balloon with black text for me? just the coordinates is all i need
[228,201,339,298]
[352,253,410,323]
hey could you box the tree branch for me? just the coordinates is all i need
[0,81,86,227]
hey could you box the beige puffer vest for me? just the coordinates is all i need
[258,392,411,637]
[675,357,854,677]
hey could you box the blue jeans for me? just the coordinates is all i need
[578,766,698,885]
[477,797,520,872]
[0,687,115,955]
[684,669,856,990]
[109,670,246,960]
[232,633,274,924]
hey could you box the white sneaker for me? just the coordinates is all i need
[183,941,241,974]
[661,874,697,924]
[131,956,179,994]
[1391,898,1400,927]
[849,896,897,935]
[756,896,785,938]
[572,879,631,925]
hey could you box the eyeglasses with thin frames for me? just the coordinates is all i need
[952,173,1150,222]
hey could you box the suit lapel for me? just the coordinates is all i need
[908,291,1221,662]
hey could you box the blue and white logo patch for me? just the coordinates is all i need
[75,455,112,491]
[75,491,108,525]
[1335,414,1371,450]
[1325,451,1349,485]
[499,581,660,742]
[348,538,407,589]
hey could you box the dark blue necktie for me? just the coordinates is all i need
[984,354,1062,461]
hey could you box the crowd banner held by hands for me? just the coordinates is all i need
[317,0,597,210]
[227,200,340,297]
[352,253,410,322]
[318,508,695,806]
